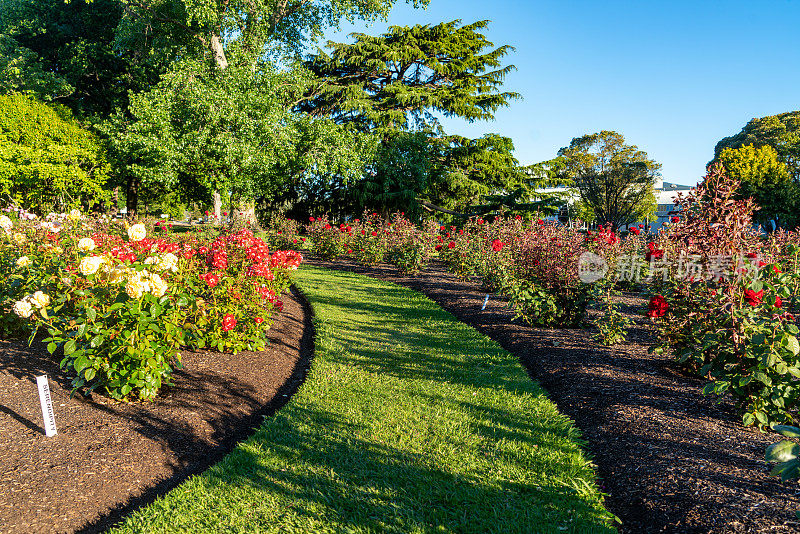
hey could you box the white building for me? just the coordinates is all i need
[535,176,695,233]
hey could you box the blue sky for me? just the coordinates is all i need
[324,0,800,186]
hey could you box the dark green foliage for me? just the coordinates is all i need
[301,19,519,133]
[0,0,167,117]
[0,93,109,212]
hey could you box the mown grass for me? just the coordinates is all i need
[109,265,616,533]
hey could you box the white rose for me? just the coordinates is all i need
[150,273,168,297]
[12,300,33,318]
[125,278,147,299]
[144,256,158,265]
[158,253,179,272]
[127,223,146,242]
[0,215,12,230]
[78,255,104,276]
[68,209,81,221]
[16,256,32,268]
[77,237,96,252]
[30,291,50,309]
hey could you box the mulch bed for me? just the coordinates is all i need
[310,257,800,534]
[0,286,314,534]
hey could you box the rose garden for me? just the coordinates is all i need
[2,1,800,533]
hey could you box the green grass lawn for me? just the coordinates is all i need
[109,265,616,533]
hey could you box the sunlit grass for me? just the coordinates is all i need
[109,265,615,533]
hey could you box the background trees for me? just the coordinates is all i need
[558,131,659,229]
[714,113,800,230]
[0,94,109,212]
[300,19,528,217]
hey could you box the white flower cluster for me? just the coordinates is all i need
[125,270,167,299]
[77,237,96,251]
[127,223,146,242]
[79,255,106,276]
[12,291,50,318]
[0,215,12,233]
[143,253,179,273]
[16,256,32,268]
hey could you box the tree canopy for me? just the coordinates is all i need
[0,94,109,212]
[717,143,799,230]
[558,131,660,229]
[300,19,519,134]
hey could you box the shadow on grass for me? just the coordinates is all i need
[203,404,614,534]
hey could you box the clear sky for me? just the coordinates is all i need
[324,0,800,186]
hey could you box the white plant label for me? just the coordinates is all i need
[481,294,490,311]
[36,375,57,437]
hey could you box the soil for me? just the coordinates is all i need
[310,257,800,534]
[0,286,314,534]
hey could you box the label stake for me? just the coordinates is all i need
[481,294,490,310]
[36,375,57,437]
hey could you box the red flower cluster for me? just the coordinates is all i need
[645,242,664,261]
[491,239,504,252]
[629,227,641,236]
[201,272,220,288]
[744,289,764,306]
[222,313,236,331]
[647,295,669,317]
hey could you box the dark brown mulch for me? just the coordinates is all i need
[0,286,314,534]
[310,257,800,534]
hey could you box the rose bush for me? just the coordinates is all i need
[0,210,302,401]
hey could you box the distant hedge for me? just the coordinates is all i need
[0,93,109,212]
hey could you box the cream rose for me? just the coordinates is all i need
[67,209,81,222]
[150,273,168,297]
[158,253,179,272]
[12,299,33,318]
[127,223,146,242]
[16,256,32,268]
[125,278,147,299]
[30,291,50,309]
[0,215,12,231]
[78,255,104,276]
[77,237,96,252]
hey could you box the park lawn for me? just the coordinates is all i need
[109,265,616,533]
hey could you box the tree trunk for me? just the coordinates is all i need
[213,190,222,222]
[126,176,139,219]
[210,33,228,219]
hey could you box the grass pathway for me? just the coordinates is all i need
[109,266,615,533]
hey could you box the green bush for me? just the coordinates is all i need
[0,93,109,212]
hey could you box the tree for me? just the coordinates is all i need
[301,19,519,134]
[300,20,521,216]
[717,144,799,230]
[0,0,168,117]
[558,131,660,229]
[0,94,110,212]
[715,112,800,180]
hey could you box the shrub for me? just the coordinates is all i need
[0,211,301,401]
[0,94,110,213]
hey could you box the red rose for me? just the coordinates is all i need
[670,216,679,223]
[203,273,220,288]
[448,241,455,249]
[222,313,236,331]
[536,219,544,225]
[647,295,669,317]
[371,231,377,237]
[223,212,228,216]
[645,242,664,261]
[491,239,503,252]
[255,317,264,324]
[309,216,315,222]
[435,244,442,251]
[638,224,644,228]
[630,227,640,235]
[775,296,783,308]
[744,289,764,306]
